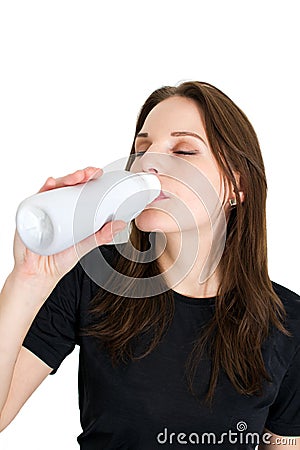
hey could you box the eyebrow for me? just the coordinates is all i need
[136,131,207,147]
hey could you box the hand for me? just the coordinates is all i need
[12,167,127,284]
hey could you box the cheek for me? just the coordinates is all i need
[174,183,208,212]
[184,193,211,227]
[173,176,224,228]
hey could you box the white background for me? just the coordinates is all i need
[0,1,299,448]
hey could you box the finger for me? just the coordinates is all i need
[72,220,127,259]
[95,220,128,245]
[38,177,57,193]
[86,167,103,180]
[53,167,101,186]
[38,167,102,193]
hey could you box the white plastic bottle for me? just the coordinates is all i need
[16,170,161,256]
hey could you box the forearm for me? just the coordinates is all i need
[0,271,56,415]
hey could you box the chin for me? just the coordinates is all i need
[134,209,176,233]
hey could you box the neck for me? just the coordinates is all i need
[155,228,221,298]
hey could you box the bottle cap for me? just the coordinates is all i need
[16,205,54,251]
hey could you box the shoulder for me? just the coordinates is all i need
[270,281,300,357]
[271,281,300,318]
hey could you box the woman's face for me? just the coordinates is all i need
[130,96,230,234]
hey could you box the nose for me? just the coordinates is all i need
[144,167,158,174]
[138,146,168,174]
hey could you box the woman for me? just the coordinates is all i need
[0,81,299,449]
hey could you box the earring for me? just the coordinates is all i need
[229,198,237,207]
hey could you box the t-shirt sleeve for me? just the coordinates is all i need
[22,264,82,375]
[265,346,300,436]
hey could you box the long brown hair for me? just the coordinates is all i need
[81,81,290,406]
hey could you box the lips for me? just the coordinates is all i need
[153,190,170,201]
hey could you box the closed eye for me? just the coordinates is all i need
[174,151,197,155]
[134,150,197,157]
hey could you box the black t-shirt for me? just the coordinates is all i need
[22,244,300,449]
